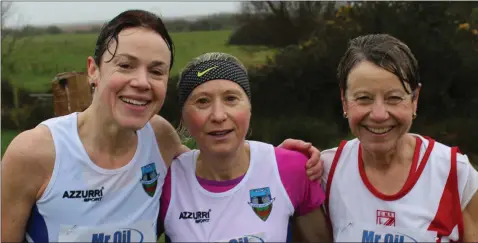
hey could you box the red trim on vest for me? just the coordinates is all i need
[358,136,435,201]
[428,146,464,243]
[325,140,347,239]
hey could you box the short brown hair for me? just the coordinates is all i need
[337,34,420,98]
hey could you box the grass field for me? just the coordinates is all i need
[2,30,274,92]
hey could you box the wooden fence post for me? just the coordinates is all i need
[51,72,92,117]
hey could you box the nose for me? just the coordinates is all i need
[130,69,151,91]
[369,100,389,121]
[210,100,227,123]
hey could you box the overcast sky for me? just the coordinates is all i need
[4,2,241,27]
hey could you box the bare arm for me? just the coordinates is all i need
[1,126,54,242]
[463,192,478,242]
[150,115,190,167]
[291,208,331,242]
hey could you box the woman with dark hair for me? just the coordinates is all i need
[321,33,478,242]
[1,10,323,242]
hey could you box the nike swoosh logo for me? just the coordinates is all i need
[197,66,217,77]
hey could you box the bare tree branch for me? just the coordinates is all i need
[1,1,13,29]
[1,2,31,76]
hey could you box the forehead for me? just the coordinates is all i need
[190,79,245,95]
[347,61,408,93]
[104,27,171,65]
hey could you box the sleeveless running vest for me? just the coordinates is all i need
[325,135,466,243]
[26,113,167,243]
[164,141,294,242]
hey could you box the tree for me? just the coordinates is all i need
[1,2,35,129]
[228,1,342,47]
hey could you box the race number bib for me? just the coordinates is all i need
[58,220,156,243]
[214,232,266,243]
[335,222,437,243]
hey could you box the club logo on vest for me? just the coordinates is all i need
[140,163,159,197]
[376,210,395,226]
[247,187,275,221]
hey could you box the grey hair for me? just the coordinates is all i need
[337,34,420,99]
[177,52,248,88]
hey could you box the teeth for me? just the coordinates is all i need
[367,127,392,134]
[210,131,230,136]
[120,97,148,106]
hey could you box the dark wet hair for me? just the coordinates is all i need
[93,9,174,69]
[337,34,420,99]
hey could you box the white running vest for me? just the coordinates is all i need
[164,141,294,242]
[324,135,468,243]
[26,113,167,243]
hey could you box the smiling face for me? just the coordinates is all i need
[342,61,420,154]
[87,27,171,130]
[182,79,251,156]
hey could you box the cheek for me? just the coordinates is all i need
[151,81,167,103]
[346,102,368,126]
[232,108,251,132]
[184,110,208,136]
[391,102,414,123]
[99,73,127,101]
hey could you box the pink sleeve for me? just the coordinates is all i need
[159,167,172,223]
[275,147,325,216]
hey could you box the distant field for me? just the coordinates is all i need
[2,30,274,92]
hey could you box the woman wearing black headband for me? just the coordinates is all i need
[1,10,324,243]
[159,52,331,242]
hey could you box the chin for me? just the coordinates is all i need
[115,115,150,131]
[203,142,239,156]
[360,139,397,154]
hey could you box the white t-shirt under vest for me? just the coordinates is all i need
[25,112,167,242]
[321,134,478,243]
[164,141,295,242]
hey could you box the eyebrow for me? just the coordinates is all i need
[190,89,244,99]
[115,53,167,67]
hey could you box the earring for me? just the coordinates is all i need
[343,111,348,118]
[412,112,417,119]
[90,83,96,92]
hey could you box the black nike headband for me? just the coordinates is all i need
[178,59,251,111]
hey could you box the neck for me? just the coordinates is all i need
[196,143,250,181]
[77,104,138,168]
[361,134,416,170]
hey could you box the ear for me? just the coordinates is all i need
[412,83,422,113]
[340,88,347,114]
[87,56,100,87]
